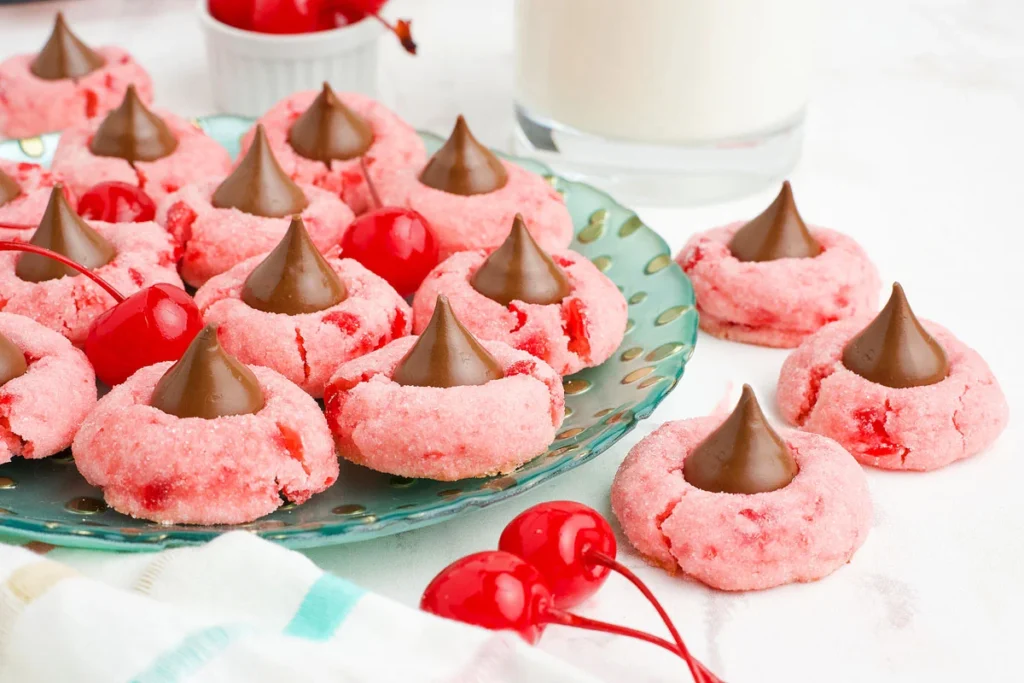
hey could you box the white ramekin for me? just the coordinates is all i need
[197,0,383,117]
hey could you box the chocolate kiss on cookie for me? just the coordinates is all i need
[471,213,571,306]
[212,124,309,218]
[393,294,504,388]
[0,332,28,388]
[842,282,948,388]
[89,85,178,163]
[241,215,346,315]
[0,169,21,208]
[683,384,799,494]
[16,186,116,283]
[151,324,265,419]
[729,181,822,262]
[30,12,105,81]
[419,115,508,196]
[288,83,373,163]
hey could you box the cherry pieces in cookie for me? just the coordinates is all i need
[367,115,573,259]
[413,214,627,375]
[159,124,354,287]
[777,283,1009,471]
[0,13,155,138]
[243,84,426,214]
[72,324,339,525]
[0,161,66,242]
[0,312,97,465]
[676,181,881,348]
[611,385,872,591]
[194,216,411,398]
[324,295,565,481]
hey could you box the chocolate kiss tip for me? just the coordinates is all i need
[15,187,116,283]
[0,168,22,208]
[150,324,265,420]
[212,125,308,218]
[471,213,570,306]
[392,294,504,388]
[0,332,28,388]
[683,384,798,495]
[288,82,373,163]
[89,85,178,163]
[241,215,346,315]
[728,181,821,263]
[842,282,949,389]
[418,115,508,196]
[30,11,105,81]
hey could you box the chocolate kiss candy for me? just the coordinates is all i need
[29,12,105,81]
[418,115,508,196]
[0,169,21,208]
[683,385,798,495]
[89,85,178,163]
[471,214,571,306]
[288,83,374,163]
[393,295,504,388]
[728,181,822,262]
[16,186,116,283]
[842,282,948,388]
[150,324,265,419]
[241,215,346,315]
[212,124,309,218]
[0,332,28,388]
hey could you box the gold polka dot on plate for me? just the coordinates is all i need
[590,255,612,272]
[624,319,636,334]
[644,254,672,275]
[390,476,416,488]
[638,375,666,389]
[618,215,643,238]
[18,137,45,158]
[622,366,655,384]
[577,209,607,243]
[563,378,591,395]
[0,508,11,515]
[593,408,614,418]
[0,476,15,489]
[332,504,366,516]
[437,489,461,499]
[482,476,517,492]
[655,305,691,325]
[65,497,107,514]
[557,427,585,440]
[620,347,643,361]
[646,342,686,362]
[628,291,647,305]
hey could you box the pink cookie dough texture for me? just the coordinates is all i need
[0,47,153,138]
[0,161,65,242]
[242,90,426,215]
[324,337,565,481]
[0,312,97,464]
[676,223,880,348]
[777,318,1009,471]
[0,219,183,345]
[370,160,573,259]
[611,417,872,591]
[195,255,412,398]
[72,363,339,525]
[51,111,232,206]
[413,249,627,375]
[158,179,354,287]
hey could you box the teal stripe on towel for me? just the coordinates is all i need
[130,625,248,683]
[284,573,364,641]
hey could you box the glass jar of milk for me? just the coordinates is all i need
[513,0,818,205]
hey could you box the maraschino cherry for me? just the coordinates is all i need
[77,181,157,223]
[340,158,438,297]
[0,241,203,385]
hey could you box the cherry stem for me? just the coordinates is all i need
[544,607,684,660]
[0,240,125,303]
[585,550,722,683]
[367,13,416,54]
[359,156,383,211]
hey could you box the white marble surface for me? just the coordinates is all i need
[1,1,1021,681]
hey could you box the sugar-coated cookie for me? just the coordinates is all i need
[0,161,65,242]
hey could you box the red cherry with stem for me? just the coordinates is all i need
[78,182,157,224]
[499,501,723,683]
[340,158,438,297]
[322,1,417,53]
[0,241,203,386]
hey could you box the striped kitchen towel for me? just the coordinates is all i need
[0,531,598,683]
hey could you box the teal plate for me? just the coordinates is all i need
[0,116,697,550]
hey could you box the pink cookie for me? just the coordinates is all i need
[195,254,412,398]
[324,338,564,480]
[158,179,354,287]
[677,223,880,348]
[242,90,426,215]
[0,161,65,242]
[413,249,627,375]
[0,312,97,464]
[72,363,338,525]
[51,111,232,206]
[0,220,183,345]
[0,47,152,138]
[777,318,1009,471]
[370,160,573,259]
[611,417,872,591]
